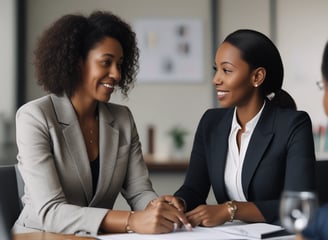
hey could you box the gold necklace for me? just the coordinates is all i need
[87,116,98,144]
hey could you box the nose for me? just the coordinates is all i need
[109,65,121,82]
[212,71,222,86]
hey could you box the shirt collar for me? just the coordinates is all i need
[231,102,266,133]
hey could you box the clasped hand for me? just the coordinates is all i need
[129,195,191,234]
[186,204,229,227]
[128,198,228,234]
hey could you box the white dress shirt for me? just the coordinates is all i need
[224,103,265,201]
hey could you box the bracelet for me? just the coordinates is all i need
[125,211,135,233]
[225,201,237,222]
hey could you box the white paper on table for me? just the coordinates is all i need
[96,222,287,240]
[217,223,284,239]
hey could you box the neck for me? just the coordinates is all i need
[70,94,98,120]
[236,98,264,128]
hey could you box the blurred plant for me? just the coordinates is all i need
[168,126,188,149]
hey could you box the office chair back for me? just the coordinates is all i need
[0,165,23,240]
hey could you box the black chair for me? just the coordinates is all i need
[0,165,23,240]
[315,160,328,206]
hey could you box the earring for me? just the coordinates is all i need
[254,84,258,87]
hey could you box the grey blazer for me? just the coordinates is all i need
[14,94,157,235]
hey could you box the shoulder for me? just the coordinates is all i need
[199,107,232,126]
[258,103,313,139]
[101,102,131,116]
[264,102,312,125]
[16,95,53,118]
[100,102,135,124]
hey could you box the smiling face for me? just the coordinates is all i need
[212,42,260,108]
[77,37,123,104]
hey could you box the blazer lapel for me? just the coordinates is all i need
[209,108,234,202]
[50,94,93,203]
[91,103,119,204]
[242,102,275,199]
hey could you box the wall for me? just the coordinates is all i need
[25,0,213,161]
[0,0,16,143]
[218,0,271,42]
[276,0,328,127]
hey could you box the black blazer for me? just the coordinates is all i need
[175,101,316,223]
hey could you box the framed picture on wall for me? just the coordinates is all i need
[134,18,204,83]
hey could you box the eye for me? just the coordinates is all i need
[223,68,232,74]
[212,65,217,71]
[102,59,111,67]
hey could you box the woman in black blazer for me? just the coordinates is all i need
[174,29,316,227]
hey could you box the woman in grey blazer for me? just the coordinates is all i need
[14,11,188,235]
[174,29,316,227]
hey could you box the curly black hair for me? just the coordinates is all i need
[34,11,139,97]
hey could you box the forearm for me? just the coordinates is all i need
[233,201,266,223]
[100,210,133,233]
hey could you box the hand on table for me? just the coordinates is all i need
[186,204,229,227]
[130,197,191,234]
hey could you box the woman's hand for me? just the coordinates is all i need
[186,204,230,227]
[148,195,186,212]
[131,199,191,234]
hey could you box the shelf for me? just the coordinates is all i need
[144,155,189,172]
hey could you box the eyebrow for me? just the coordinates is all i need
[219,61,236,67]
[101,53,123,60]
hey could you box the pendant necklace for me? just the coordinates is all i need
[88,116,98,144]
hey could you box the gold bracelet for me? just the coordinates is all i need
[225,201,237,222]
[125,211,135,233]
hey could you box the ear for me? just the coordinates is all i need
[252,67,266,88]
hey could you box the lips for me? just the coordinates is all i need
[102,83,114,89]
[217,91,228,96]
[216,90,229,101]
[100,82,115,94]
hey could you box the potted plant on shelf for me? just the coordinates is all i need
[168,125,188,160]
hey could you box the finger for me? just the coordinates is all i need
[163,204,192,230]
[185,209,204,227]
[187,214,201,227]
[154,202,190,230]
[167,197,185,212]
[156,217,177,233]
[185,208,202,218]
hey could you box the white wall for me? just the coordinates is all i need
[218,0,271,43]
[276,0,328,127]
[0,0,16,143]
[25,0,213,161]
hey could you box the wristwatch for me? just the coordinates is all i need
[226,201,238,222]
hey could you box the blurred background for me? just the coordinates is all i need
[1,0,328,208]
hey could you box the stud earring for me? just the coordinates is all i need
[254,84,258,87]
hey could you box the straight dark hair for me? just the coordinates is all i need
[223,29,296,110]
